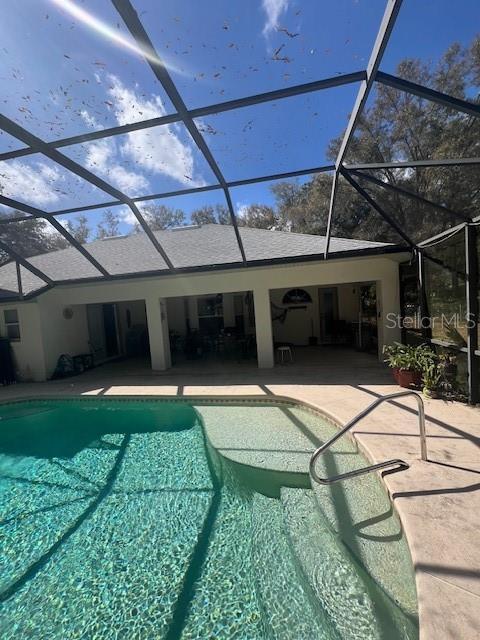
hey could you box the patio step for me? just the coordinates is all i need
[280,488,418,640]
[250,492,337,640]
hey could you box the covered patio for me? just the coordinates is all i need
[68,344,387,384]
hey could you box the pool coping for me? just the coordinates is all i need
[0,390,477,640]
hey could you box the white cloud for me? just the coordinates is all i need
[0,159,63,207]
[107,74,205,188]
[83,137,149,196]
[79,109,100,129]
[262,0,289,36]
[71,74,207,202]
[235,202,249,220]
[117,204,138,227]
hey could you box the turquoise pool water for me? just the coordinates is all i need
[0,398,418,639]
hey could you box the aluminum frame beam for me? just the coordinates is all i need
[0,239,53,285]
[340,168,416,248]
[465,224,479,403]
[0,194,110,276]
[348,168,471,222]
[0,72,365,164]
[15,261,23,299]
[0,164,335,225]
[0,0,477,289]
[0,114,175,270]
[112,0,247,264]
[324,0,403,257]
[345,157,480,170]
[376,71,480,118]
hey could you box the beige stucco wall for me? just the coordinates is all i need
[37,301,90,377]
[0,254,403,380]
[270,286,320,345]
[270,283,368,346]
[0,301,46,381]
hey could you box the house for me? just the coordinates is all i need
[0,223,407,381]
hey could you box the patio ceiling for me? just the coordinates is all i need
[0,0,479,290]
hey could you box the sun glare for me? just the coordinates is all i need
[50,0,188,77]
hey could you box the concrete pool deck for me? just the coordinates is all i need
[1,352,479,640]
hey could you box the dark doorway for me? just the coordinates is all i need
[319,287,339,344]
[103,304,119,358]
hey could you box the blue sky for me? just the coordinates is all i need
[0,0,478,239]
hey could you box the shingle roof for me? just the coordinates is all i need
[0,224,393,299]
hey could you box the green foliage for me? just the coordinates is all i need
[64,214,91,244]
[422,361,442,391]
[383,342,436,372]
[96,210,120,239]
[191,204,230,225]
[236,203,276,230]
[136,204,185,231]
[0,211,69,265]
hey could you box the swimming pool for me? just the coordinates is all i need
[0,398,418,639]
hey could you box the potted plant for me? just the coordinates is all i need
[422,362,442,398]
[383,343,435,389]
[439,352,458,385]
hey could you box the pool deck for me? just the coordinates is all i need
[1,350,479,640]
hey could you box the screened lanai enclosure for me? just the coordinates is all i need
[0,0,479,398]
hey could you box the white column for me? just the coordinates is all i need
[377,272,401,360]
[145,296,171,371]
[253,287,274,368]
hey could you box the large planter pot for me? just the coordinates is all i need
[397,369,422,389]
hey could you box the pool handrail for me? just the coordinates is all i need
[309,391,427,485]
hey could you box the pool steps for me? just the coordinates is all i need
[311,470,418,621]
[251,492,336,640]
[281,488,382,640]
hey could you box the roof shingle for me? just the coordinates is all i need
[0,224,392,298]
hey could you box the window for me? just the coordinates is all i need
[4,309,20,341]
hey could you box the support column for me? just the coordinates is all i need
[465,225,478,404]
[253,288,274,368]
[145,296,171,371]
[377,267,402,360]
[418,249,432,342]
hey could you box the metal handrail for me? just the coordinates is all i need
[309,391,427,485]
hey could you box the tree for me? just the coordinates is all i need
[96,210,120,239]
[64,215,91,244]
[191,205,216,225]
[191,204,231,225]
[0,211,69,265]
[323,37,480,243]
[236,203,277,230]
[134,204,185,232]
